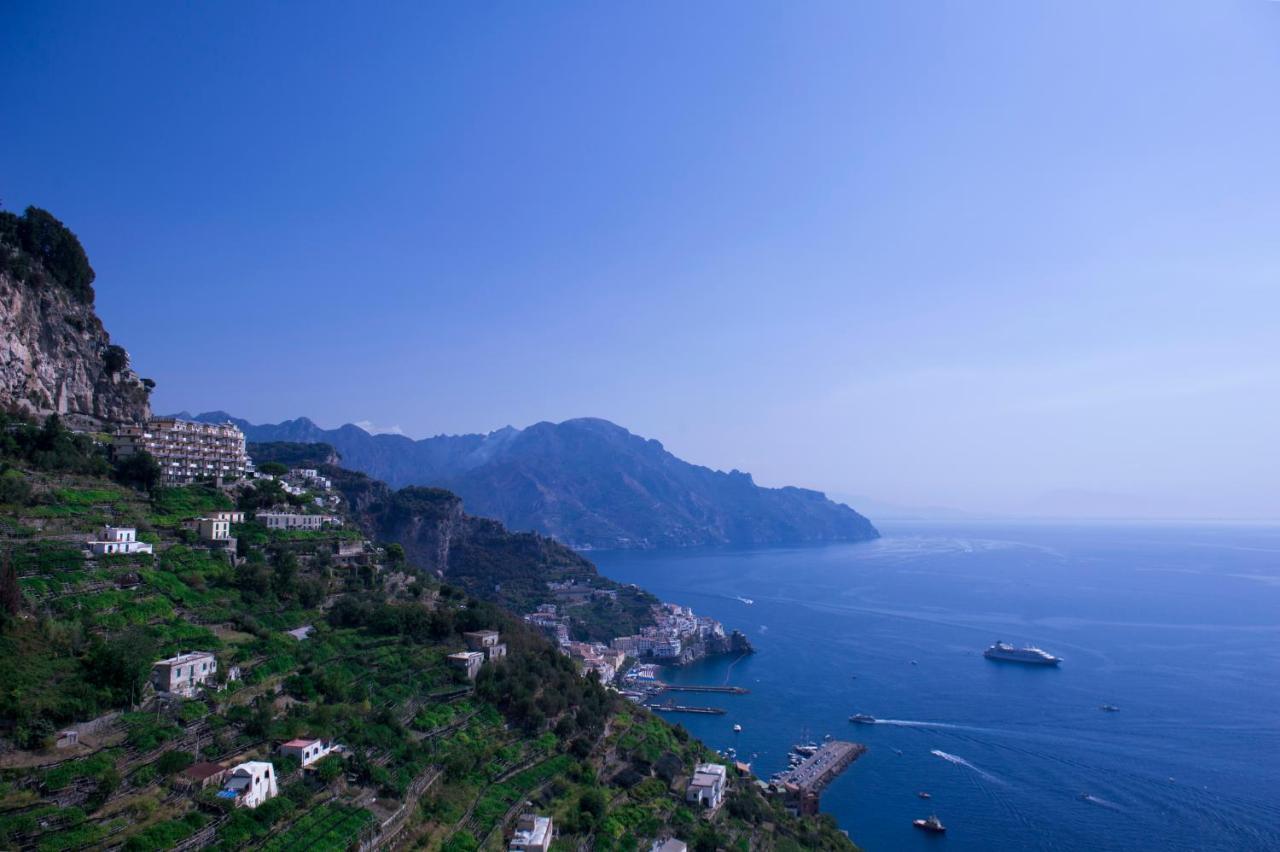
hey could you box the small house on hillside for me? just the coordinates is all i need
[278,738,334,768]
[151,651,218,697]
[218,761,277,808]
[180,762,229,790]
[508,814,554,852]
[87,527,153,556]
[686,763,727,810]
[448,651,485,680]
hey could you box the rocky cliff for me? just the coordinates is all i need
[0,207,151,426]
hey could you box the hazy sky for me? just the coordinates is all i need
[3,1,1278,517]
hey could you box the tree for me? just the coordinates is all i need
[83,628,156,708]
[103,345,129,374]
[258,462,289,477]
[0,552,21,619]
[114,450,161,492]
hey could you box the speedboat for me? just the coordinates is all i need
[733,723,743,732]
[917,791,931,799]
[913,815,946,833]
[849,714,876,724]
[1100,704,1120,712]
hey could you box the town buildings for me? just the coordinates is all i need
[113,418,250,485]
[151,651,218,697]
[87,526,153,556]
[255,512,341,531]
[508,814,554,852]
[278,738,335,767]
[218,761,277,808]
[685,763,727,810]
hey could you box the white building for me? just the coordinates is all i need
[256,512,341,531]
[686,763,727,810]
[114,418,250,485]
[87,526,154,556]
[219,761,277,808]
[197,517,231,541]
[448,651,485,680]
[151,651,218,697]
[509,814,554,852]
[206,510,245,523]
[278,738,335,767]
[464,630,507,661]
[651,841,687,852]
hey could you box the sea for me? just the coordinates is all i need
[591,522,1280,852]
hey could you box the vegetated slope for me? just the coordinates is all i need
[0,207,152,426]
[0,414,856,851]
[199,412,880,550]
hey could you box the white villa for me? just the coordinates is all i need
[87,526,153,556]
[218,761,277,808]
[686,762,727,810]
[278,737,335,768]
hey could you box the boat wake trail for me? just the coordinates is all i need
[1079,794,1124,812]
[878,719,966,730]
[930,749,1007,785]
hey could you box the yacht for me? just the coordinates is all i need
[983,640,1061,666]
[849,714,876,724]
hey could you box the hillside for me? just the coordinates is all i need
[194,413,879,550]
[0,414,857,851]
[0,207,152,427]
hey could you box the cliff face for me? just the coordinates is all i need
[0,208,151,426]
[326,464,596,593]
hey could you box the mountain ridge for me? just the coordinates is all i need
[180,411,880,549]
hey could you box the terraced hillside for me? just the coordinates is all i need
[0,412,856,851]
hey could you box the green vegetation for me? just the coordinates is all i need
[0,433,857,851]
[0,205,96,303]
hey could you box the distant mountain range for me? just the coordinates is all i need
[177,411,879,549]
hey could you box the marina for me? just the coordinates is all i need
[774,740,866,794]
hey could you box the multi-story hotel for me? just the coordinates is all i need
[113,418,251,485]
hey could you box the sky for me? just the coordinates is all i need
[2,1,1279,518]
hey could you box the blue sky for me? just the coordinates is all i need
[3,1,1278,517]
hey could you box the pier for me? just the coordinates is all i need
[656,684,749,695]
[645,702,727,715]
[772,740,866,814]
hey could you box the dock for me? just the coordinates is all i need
[773,740,865,813]
[656,684,749,695]
[645,702,727,715]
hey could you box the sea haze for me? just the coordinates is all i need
[592,522,1280,852]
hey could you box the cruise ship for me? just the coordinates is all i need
[983,640,1061,666]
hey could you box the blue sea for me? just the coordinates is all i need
[591,522,1280,852]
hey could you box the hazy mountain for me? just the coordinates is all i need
[181,411,879,549]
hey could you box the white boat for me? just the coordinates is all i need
[733,723,743,732]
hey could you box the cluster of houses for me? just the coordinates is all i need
[179,737,339,809]
[447,629,508,679]
[609,603,727,661]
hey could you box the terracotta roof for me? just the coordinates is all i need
[281,738,319,748]
[183,762,227,781]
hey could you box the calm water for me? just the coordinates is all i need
[592,522,1280,852]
